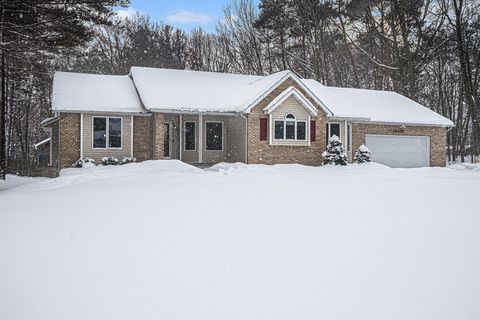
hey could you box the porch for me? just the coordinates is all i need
[162,113,247,165]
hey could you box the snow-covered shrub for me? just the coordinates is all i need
[354,145,372,163]
[72,158,96,168]
[102,156,119,166]
[322,135,348,166]
[120,157,136,165]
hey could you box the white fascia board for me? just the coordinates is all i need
[244,72,333,116]
[149,108,240,116]
[263,86,318,116]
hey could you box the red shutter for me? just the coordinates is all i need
[310,120,316,142]
[260,118,268,141]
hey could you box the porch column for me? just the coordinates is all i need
[198,114,203,163]
[179,114,183,162]
[152,113,164,160]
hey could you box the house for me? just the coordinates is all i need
[42,67,453,171]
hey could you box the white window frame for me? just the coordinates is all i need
[204,121,224,152]
[326,122,342,143]
[45,127,53,166]
[92,116,123,150]
[273,113,308,142]
[183,121,197,152]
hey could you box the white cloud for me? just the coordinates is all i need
[166,10,213,25]
[115,7,143,20]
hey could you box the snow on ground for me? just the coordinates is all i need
[0,174,45,192]
[1,161,480,320]
[448,161,480,172]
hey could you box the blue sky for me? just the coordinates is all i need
[116,0,260,32]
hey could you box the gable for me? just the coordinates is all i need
[269,95,312,119]
[246,76,331,116]
[263,86,317,116]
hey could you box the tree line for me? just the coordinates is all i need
[1,0,479,179]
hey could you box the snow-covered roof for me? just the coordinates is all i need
[52,72,145,113]
[130,67,292,113]
[51,68,453,127]
[302,79,454,127]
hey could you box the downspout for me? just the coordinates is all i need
[241,113,248,164]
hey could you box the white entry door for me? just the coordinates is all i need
[365,134,430,168]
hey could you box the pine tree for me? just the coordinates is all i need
[322,135,348,165]
[354,145,372,163]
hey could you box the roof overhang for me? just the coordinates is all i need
[346,119,455,128]
[263,86,318,116]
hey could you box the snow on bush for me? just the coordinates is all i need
[322,135,348,166]
[72,158,96,168]
[101,156,119,166]
[121,157,136,165]
[354,145,372,164]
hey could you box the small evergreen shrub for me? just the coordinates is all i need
[121,157,136,165]
[354,145,372,163]
[322,135,348,166]
[102,156,119,166]
[72,158,96,168]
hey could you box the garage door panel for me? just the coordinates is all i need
[365,135,430,168]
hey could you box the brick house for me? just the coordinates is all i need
[42,67,453,171]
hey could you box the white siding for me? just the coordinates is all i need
[82,114,132,163]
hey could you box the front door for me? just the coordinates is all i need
[164,123,171,158]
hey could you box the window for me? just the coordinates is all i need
[93,117,122,149]
[93,117,107,148]
[297,121,306,140]
[273,113,308,141]
[347,123,352,152]
[326,123,341,144]
[274,121,284,139]
[184,121,196,151]
[206,122,223,151]
[109,118,122,148]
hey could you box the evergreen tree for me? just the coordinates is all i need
[354,145,372,164]
[322,135,348,166]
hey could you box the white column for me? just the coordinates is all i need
[198,114,203,163]
[130,115,134,158]
[80,113,84,159]
[179,114,183,162]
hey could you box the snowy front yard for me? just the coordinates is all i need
[1,161,479,320]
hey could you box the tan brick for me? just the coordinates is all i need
[59,113,80,169]
[133,116,153,162]
[247,77,327,166]
[351,123,447,167]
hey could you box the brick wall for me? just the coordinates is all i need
[59,113,80,169]
[247,77,327,166]
[152,113,165,160]
[351,123,447,167]
[133,116,153,162]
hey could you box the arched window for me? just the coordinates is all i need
[274,113,307,141]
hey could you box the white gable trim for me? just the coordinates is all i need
[244,72,333,116]
[263,86,318,116]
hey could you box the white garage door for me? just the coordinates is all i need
[365,134,430,168]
